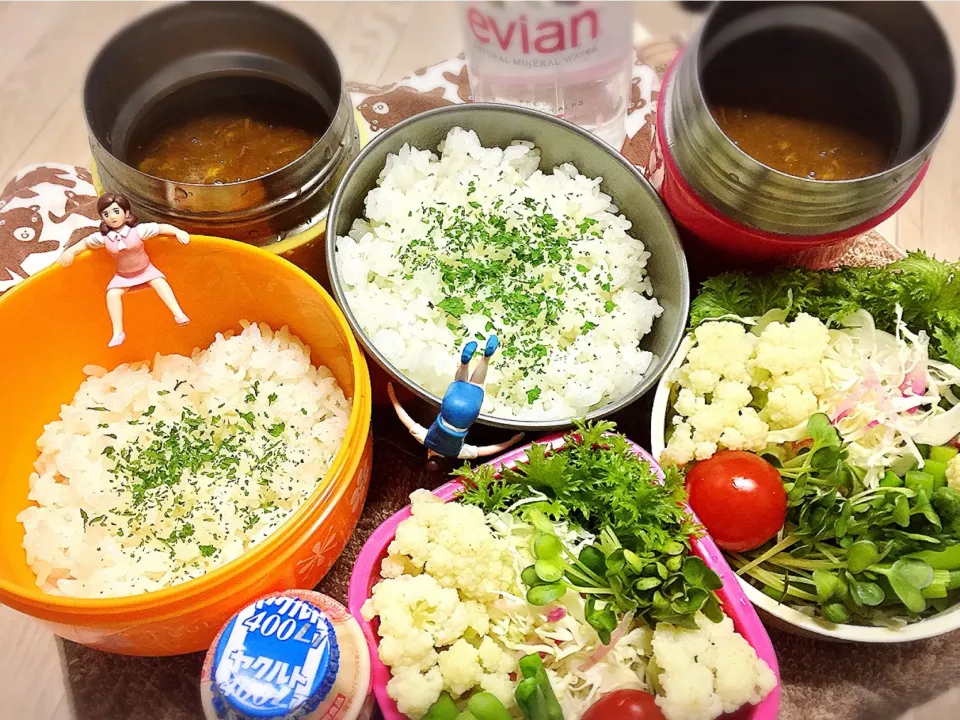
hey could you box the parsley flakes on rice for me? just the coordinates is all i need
[336,127,662,420]
[17,323,350,598]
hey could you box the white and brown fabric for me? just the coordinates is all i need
[0,164,99,294]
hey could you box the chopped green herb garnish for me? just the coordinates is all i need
[526,387,541,404]
[393,196,620,376]
[437,296,466,318]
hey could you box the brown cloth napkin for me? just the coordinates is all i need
[35,40,960,720]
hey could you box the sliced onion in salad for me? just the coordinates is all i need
[579,610,636,672]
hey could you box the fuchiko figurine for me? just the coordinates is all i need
[388,335,524,461]
[58,192,191,347]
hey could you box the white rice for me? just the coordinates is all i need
[17,323,351,598]
[336,127,662,420]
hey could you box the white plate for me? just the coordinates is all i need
[650,334,960,643]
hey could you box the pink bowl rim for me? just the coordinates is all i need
[347,432,781,720]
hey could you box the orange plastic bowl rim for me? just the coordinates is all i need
[0,236,372,655]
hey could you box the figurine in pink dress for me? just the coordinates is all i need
[58,192,191,347]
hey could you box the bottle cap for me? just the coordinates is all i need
[210,595,340,719]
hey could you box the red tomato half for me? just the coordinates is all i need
[582,689,665,720]
[686,450,787,552]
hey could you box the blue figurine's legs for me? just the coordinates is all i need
[469,335,499,385]
[456,341,478,382]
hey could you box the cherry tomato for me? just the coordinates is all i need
[686,450,787,552]
[582,689,665,720]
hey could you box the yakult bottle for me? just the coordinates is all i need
[461,1,635,147]
[201,590,373,720]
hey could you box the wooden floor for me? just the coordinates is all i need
[1,2,959,719]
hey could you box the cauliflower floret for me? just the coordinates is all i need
[680,322,756,392]
[653,613,776,720]
[662,421,696,466]
[656,660,722,720]
[718,426,746,450]
[688,403,740,445]
[664,323,776,467]
[479,673,517,709]
[948,454,960,491]
[380,554,413,578]
[478,635,516,674]
[390,516,431,562]
[713,380,753,408]
[437,638,484,697]
[387,489,514,601]
[735,407,770,451]
[753,313,830,382]
[694,440,719,462]
[765,384,818,430]
[777,365,826,395]
[703,640,776,714]
[674,388,706,418]
[378,629,438,672]
[364,574,459,669]
[386,666,444,720]
[682,368,722,398]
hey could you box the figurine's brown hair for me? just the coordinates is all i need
[96,193,138,234]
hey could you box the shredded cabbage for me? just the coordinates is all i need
[486,511,652,717]
[819,306,960,484]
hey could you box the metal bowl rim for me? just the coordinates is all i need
[82,0,348,190]
[326,102,690,431]
[684,0,956,187]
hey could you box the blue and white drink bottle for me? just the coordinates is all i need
[201,590,373,720]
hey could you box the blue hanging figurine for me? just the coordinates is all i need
[388,335,524,460]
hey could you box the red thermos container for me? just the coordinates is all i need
[648,1,954,267]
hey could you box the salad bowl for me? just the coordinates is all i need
[651,339,960,643]
[347,433,781,720]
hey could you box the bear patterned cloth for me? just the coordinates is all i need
[348,40,671,171]
[0,164,99,294]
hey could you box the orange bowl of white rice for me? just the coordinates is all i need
[0,235,372,656]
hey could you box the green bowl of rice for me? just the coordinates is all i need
[326,103,689,431]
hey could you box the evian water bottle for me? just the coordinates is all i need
[461,1,634,148]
